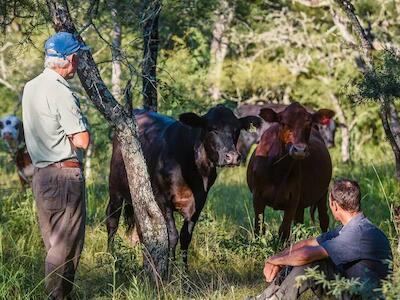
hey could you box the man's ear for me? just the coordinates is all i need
[179,112,206,128]
[331,199,339,212]
[239,116,263,130]
[313,109,335,125]
[259,108,280,123]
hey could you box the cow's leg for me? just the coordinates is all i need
[122,201,139,246]
[253,197,266,236]
[294,208,304,224]
[165,205,179,260]
[105,191,124,251]
[279,201,298,240]
[180,194,206,269]
[317,193,329,232]
[180,218,197,269]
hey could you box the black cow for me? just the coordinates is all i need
[106,105,261,266]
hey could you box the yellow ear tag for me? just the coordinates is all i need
[248,123,257,133]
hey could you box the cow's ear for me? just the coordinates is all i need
[313,109,335,125]
[179,112,206,128]
[239,116,263,130]
[259,108,279,123]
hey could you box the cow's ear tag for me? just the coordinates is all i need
[248,123,257,133]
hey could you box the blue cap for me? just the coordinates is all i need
[45,32,89,58]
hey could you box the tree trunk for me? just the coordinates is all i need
[108,0,122,101]
[389,103,400,146]
[333,0,372,59]
[379,103,400,180]
[84,141,92,181]
[330,94,350,163]
[46,0,169,283]
[282,86,291,105]
[141,0,160,112]
[208,0,235,101]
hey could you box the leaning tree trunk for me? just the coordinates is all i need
[330,94,350,163]
[141,0,160,112]
[46,0,169,283]
[208,0,235,101]
[108,0,122,100]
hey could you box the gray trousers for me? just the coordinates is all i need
[33,166,86,299]
[253,259,351,300]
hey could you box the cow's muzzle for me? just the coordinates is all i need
[289,144,309,160]
[219,151,241,167]
[2,132,14,141]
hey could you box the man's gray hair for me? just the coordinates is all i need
[330,179,361,212]
[44,51,73,69]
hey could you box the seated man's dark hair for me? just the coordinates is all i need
[330,179,361,212]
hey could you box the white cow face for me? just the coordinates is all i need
[0,115,23,150]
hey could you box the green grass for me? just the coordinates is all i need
[0,142,399,299]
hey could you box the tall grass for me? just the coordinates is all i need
[0,142,399,299]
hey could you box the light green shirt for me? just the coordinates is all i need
[22,68,87,168]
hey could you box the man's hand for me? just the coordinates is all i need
[68,131,90,150]
[263,262,282,283]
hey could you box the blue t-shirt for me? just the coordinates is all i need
[317,213,392,284]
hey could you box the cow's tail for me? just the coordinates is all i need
[123,201,135,234]
[310,204,317,223]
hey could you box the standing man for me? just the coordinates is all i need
[22,32,90,299]
[250,179,392,300]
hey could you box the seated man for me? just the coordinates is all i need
[251,179,392,300]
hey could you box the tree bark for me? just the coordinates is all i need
[329,6,356,46]
[330,94,350,163]
[108,0,122,101]
[208,0,235,101]
[46,0,169,283]
[333,0,372,59]
[379,103,400,180]
[141,0,160,112]
[389,103,400,147]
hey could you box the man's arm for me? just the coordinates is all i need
[278,237,319,257]
[267,245,328,267]
[263,238,321,282]
[69,131,90,150]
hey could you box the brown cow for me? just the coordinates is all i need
[235,103,336,164]
[247,102,334,239]
[106,105,262,266]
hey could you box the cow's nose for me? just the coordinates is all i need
[225,151,241,165]
[2,132,12,141]
[289,144,308,159]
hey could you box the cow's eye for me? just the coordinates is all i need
[0,122,3,129]
[5,120,11,125]
[14,124,19,129]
